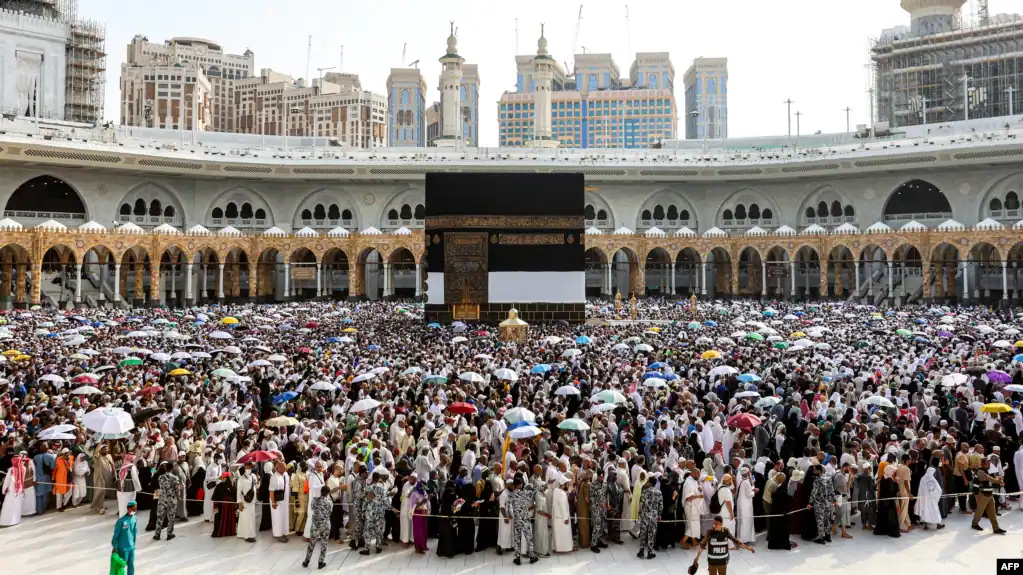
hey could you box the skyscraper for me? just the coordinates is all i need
[386,67,426,147]
[683,57,728,140]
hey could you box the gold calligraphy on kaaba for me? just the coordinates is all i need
[425,216,584,229]
[444,232,488,306]
[496,234,566,245]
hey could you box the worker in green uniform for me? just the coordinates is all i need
[111,500,138,575]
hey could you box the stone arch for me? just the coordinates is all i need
[714,187,781,230]
[705,246,732,298]
[292,188,361,230]
[881,179,953,223]
[117,182,186,228]
[354,246,385,300]
[323,247,351,300]
[636,189,698,231]
[584,192,616,229]
[117,246,153,306]
[927,242,963,302]
[737,246,764,297]
[674,247,701,295]
[204,186,275,230]
[378,186,425,230]
[797,185,857,227]
[976,172,1023,222]
[644,247,673,296]
[584,247,607,297]
[610,247,641,297]
[387,247,417,298]
[0,243,30,305]
[254,247,282,303]
[5,175,89,223]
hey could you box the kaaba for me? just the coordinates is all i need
[424,172,585,324]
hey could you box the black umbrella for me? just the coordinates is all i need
[132,407,165,422]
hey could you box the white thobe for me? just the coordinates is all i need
[303,471,325,537]
[236,474,258,539]
[617,468,633,532]
[269,472,291,537]
[399,481,413,543]
[0,474,23,526]
[203,463,221,521]
[534,485,551,556]
[551,487,573,553]
[735,478,755,543]
[497,489,512,549]
[116,466,142,517]
[72,454,89,505]
[682,477,705,539]
[718,486,736,535]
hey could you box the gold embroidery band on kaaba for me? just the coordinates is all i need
[495,233,566,245]
[425,216,584,229]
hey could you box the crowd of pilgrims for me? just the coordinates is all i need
[0,297,1022,565]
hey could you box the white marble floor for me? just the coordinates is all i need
[2,501,1020,575]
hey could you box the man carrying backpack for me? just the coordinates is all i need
[692,515,755,575]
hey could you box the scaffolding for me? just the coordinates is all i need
[869,12,1023,128]
[60,0,105,124]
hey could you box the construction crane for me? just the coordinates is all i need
[625,5,633,56]
[570,4,583,74]
[401,42,406,67]
[408,60,420,69]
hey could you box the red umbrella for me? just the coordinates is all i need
[447,402,476,415]
[298,347,312,354]
[475,330,489,337]
[137,385,164,396]
[305,322,319,329]
[237,450,279,464]
[72,374,98,384]
[726,413,762,431]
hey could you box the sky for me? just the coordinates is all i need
[81,0,1023,147]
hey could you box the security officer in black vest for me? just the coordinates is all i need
[692,515,754,575]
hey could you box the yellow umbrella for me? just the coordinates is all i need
[343,327,358,333]
[701,350,722,360]
[790,331,806,338]
[12,354,30,361]
[648,326,661,333]
[980,402,1013,414]
[2,349,21,356]
[221,317,239,325]
[1014,340,1023,348]
[169,368,191,376]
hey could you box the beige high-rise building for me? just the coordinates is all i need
[120,35,385,148]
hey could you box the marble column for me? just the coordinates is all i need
[217,263,225,300]
[284,263,291,300]
[760,262,767,296]
[789,261,796,298]
[113,264,121,302]
[1002,260,1009,300]
[74,263,83,304]
[185,262,193,304]
[415,263,422,298]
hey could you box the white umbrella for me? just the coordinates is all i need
[191,351,212,359]
[864,395,895,408]
[941,373,969,387]
[555,385,581,396]
[63,336,87,346]
[208,420,239,433]
[509,425,542,439]
[39,373,65,384]
[735,390,760,399]
[222,345,243,354]
[71,385,101,395]
[563,348,583,358]
[634,343,653,353]
[41,431,76,441]
[459,371,485,384]
[170,351,191,360]
[544,336,563,345]
[592,389,628,404]
[504,407,536,424]
[267,354,288,362]
[643,378,667,388]
[709,365,738,377]
[82,407,135,435]
[992,340,1013,348]
[309,381,335,392]
[209,331,234,340]
[111,346,134,355]
[370,366,391,375]
[149,352,172,362]
[451,336,468,344]
[493,368,519,382]
[755,396,781,408]
[590,402,617,413]
[248,359,272,367]
[349,398,381,413]
[352,373,377,383]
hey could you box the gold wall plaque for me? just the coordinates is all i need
[497,233,565,245]
[425,215,584,229]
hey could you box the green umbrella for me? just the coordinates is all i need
[558,418,590,431]
[118,357,142,367]
[854,340,869,349]
[895,329,912,336]
[745,333,765,341]
[163,362,181,371]
[211,368,237,378]
[423,374,448,385]
[772,341,790,350]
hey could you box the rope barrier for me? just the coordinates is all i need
[6,474,1020,524]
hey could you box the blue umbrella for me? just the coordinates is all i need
[342,318,354,324]
[365,345,380,350]
[763,310,776,317]
[915,318,928,325]
[687,321,701,329]
[649,361,667,369]
[914,336,929,343]
[1013,354,1023,363]
[737,373,762,383]
[92,322,103,328]
[272,391,298,405]
[643,372,663,379]
[575,335,592,345]
[663,373,680,380]
[530,364,551,374]
[703,320,718,327]
[794,311,805,317]
[507,420,533,431]
[326,337,341,343]
[427,322,441,329]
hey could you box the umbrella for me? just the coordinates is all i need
[39,373,66,384]
[83,407,135,435]
[709,365,738,377]
[735,390,761,399]
[592,389,627,405]
[132,407,165,422]
[509,425,542,439]
[264,416,299,427]
[1002,384,1023,393]
[208,331,233,340]
[248,359,272,368]
[459,371,485,383]
[726,413,762,430]
[352,373,377,383]
[634,343,653,353]
[237,450,280,464]
[349,398,382,413]
[575,335,592,345]
[530,364,551,374]
[137,385,164,396]
[267,354,288,362]
[558,418,590,431]
[755,396,781,408]
[401,367,423,376]
[447,402,477,415]
[208,420,240,433]
[118,357,143,367]
[864,396,895,408]
[273,391,298,404]
[71,385,101,395]
[149,352,171,362]
[701,350,722,360]
[643,378,667,388]
[309,381,335,392]
[737,373,761,383]
[981,402,1013,413]
[493,368,519,382]
[555,385,580,396]
[987,370,1012,383]
[504,407,536,423]
[168,368,191,376]
[73,373,100,385]
[423,375,448,385]
[941,373,969,387]
[773,342,790,350]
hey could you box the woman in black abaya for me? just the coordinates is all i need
[475,470,498,552]
[454,473,477,555]
[873,465,901,538]
[767,473,796,550]
[436,482,458,558]
[655,471,679,550]
[211,474,237,538]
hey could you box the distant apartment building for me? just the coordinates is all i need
[498,51,676,148]
[426,101,441,145]
[683,57,728,140]
[386,68,427,147]
[120,35,384,148]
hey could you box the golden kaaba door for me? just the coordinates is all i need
[444,232,488,308]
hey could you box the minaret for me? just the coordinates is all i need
[435,22,464,148]
[901,0,965,36]
[532,24,559,148]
